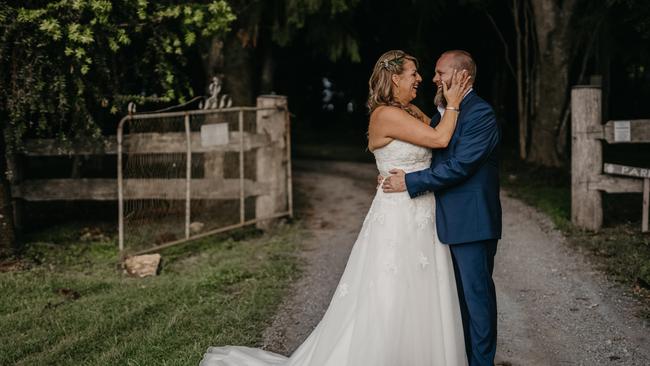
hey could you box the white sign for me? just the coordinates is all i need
[613,120,631,142]
[604,163,650,178]
[200,123,229,147]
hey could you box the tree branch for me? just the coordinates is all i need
[485,10,516,80]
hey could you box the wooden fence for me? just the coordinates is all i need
[571,86,650,232]
[11,95,293,253]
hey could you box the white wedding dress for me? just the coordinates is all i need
[200,140,468,366]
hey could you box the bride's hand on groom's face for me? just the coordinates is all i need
[382,169,406,193]
[442,69,471,108]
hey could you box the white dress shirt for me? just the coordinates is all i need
[437,88,473,117]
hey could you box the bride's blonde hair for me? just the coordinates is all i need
[367,50,420,118]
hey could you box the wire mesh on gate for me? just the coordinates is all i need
[116,106,291,254]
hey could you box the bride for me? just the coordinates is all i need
[200,50,471,366]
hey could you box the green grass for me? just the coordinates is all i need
[501,158,571,229]
[0,222,304,365]
[501,156,650,316]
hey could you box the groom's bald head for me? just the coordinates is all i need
[440,50,476,80]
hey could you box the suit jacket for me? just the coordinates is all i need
[405,90,502,244]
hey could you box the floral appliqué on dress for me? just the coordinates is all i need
[418,252,430,269]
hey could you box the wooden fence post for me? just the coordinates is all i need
[255,95,288,229]
[203,114,225,181]
[571,86,603,231]
[6,154,23,231]
[641,178,650,233]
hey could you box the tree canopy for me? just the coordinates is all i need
[0,0,235,150]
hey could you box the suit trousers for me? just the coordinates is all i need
[449,239,498,366]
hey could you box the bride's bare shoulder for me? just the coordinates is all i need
[370,105,406,124]
[368,106,400,151]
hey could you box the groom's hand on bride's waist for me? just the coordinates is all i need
[382,169,407,193]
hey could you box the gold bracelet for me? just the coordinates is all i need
[445,106,460,112]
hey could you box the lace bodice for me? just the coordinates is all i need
[373,139,432,176]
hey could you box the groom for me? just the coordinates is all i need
[382,50,501,366]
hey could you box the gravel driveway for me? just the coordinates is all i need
[262,160,650,365]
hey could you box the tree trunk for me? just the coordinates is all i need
[202,36,225,86]
[223,30,255,106]
[259,40,275,94]
[0,180,15,257]
[527,0,576,167]
[513,0,528,160]
[0,134,16,257]
[528,59,567,166]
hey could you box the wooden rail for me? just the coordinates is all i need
[11,178,267,201]
[22,131,270,156]
[603,120,650,144]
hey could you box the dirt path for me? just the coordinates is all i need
[495,194,650,365]
[262,160,650,365]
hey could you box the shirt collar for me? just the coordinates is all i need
[437,87,473,116]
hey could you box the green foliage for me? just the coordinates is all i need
[570,225,650,292]
[227,0,361,63]
[276,0,358,34]
[500,155,571,229]
[0,1,235,151]
[274,0,362,62]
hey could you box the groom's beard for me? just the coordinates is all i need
[434,86,446,108]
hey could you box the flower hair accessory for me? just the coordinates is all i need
[381,56,404,70]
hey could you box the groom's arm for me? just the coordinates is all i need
[404,103,499,198]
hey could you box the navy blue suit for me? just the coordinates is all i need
[405,90,501,366]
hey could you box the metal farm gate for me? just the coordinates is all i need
[117,95,292,255]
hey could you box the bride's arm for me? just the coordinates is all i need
[371,70,470,149]
[371,107,456,149]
